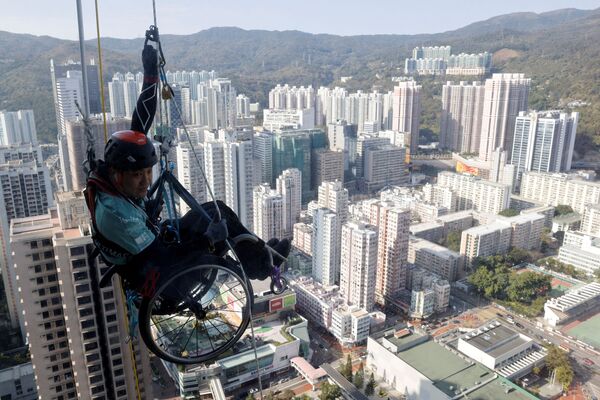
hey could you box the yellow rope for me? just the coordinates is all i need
[94,0,108,142]
[94,2,142,397]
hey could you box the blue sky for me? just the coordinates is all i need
[3,0,599,40]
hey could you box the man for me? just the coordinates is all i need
[86,43,289,290]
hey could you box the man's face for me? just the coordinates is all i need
[113,167,153,199]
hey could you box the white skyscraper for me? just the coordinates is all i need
[0,143,53,329]
[439,81,485,153]
[253,183,283,240]
[371,202,410,305]
[176,141,207,214]
[478,73,530,162]
[224,140,254,229]
[317,181,349,224]
[108,76,126,118]
[391,81,421,152]
[0,110,38,145]
[339,221,378,311]
[511,111,578,188]
[203,141,227,201]
[312,208,340,286]
[276,168,302,238]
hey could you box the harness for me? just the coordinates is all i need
[83,166,137,262]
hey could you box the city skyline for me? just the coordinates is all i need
[2,1,599,40]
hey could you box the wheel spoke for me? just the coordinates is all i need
[201,281,243,308]
[181,321,196,355]
[203,320,215,352]
[206,318,231,342]
[156,315,192,343]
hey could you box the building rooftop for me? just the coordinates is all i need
[545,282,600,312]
[462,323,528,358]
[409,236,461,259]
[552,212,581,224]
[409,221,443,233]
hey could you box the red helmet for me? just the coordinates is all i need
[104,130,158,171]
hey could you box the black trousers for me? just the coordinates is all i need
[127,200,272,297]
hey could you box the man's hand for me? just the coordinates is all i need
[142,45,158,76]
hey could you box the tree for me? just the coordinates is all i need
[246,394,256,400]
[319,381,342,400]
[354,362,365,389]
[595,268,600,282]
[499,208,519,217]
[341,354,353,382]
[554,205,574,216]
[365,372,376,396]
[444,231,461,252]
[506,271,552,302]
[555,365,574,392]
[532,366,541,375]
[506,248,530,265]
[278,389,296,400]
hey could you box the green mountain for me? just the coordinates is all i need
[1,7,600,160]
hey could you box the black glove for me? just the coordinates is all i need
[142,45,158,76]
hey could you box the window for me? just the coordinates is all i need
[75,284,90,294]
[48,274,57,282]
[40,300,47,308]
[59,341,67,348]
[115,380,125,387]
[36,277,44,285]
[114,368,123,377]
[48,344,55,351]
[51,296,60,305]
[52,365,59,372]
[88,365,101,374]
[79,308,93,318]
[60,351,69,359]
[84,342,98,351]
[112,358,122,366]
[34,265,42,273]
[46,263,55,271]
[49,285,59,294]
[30,241,38,249]
[32,254,40,261]
[106,314,116,323]
[109,336,120,345]
[90,375,103,384]
[77,296,91,306]
[72,259,87,269]
[110,347,120,356]
[82,331,96,340]
[38,288,45,296]
[104,302,115,311]
[55,320,64,327]
[57,330,66,338]
[42,239,52,246]
[117,389,127,397]
[44,322,52,329]
[91,385,104,395]
[81,319,94,329]
[46,333,54,340]
[103,291,114,300]
[62,362,70,369]
[70,246,85,257]
[44,250,53,259]
[107,325,118,334]
[74,271,88,281]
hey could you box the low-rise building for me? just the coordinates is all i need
[552,212,581,233]
[544,282,600,327]
[367,327,538,400]
[558,231,600,275]
[0,363,37,400]
[457,321,546,379]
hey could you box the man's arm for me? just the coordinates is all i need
[131,45,159,134]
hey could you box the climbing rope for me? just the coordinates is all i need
[88,3,143,398]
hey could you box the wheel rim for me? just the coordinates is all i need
[141,262,251,364]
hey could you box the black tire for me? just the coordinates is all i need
[139,255,252,364]
[270,276,288,295]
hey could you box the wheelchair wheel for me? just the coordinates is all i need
[138,256,252,364]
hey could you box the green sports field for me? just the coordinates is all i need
[566,313,600,349]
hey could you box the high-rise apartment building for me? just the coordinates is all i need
[203,141,227,201]
[11,193,152,400]
[478,73,530,162]
[391,81,421,152]
[581,203,600,236]
[355,135,390,179]
[224,140,254,229]
[460,224,512,268]
[317,181,349,224]
[311,149,344,189]
[436,171,510,214]
[176,141,207,214]
[439,81,485,153]
[50,59,101,122]
[520,171,600,214]
[312,208,340,286]
[363,145,408,192]
[268,84,315,110]
[407,236,463,282]
[263,109,315,131]
[108,75,126,118]
[511,111,578,188]
[253,183,283,240]
[339,221,378,311]
[371,202,410,305]
[276,169,302,238]
[292,222,313,256]
[0,110,38,145]
[0,143,52,329]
